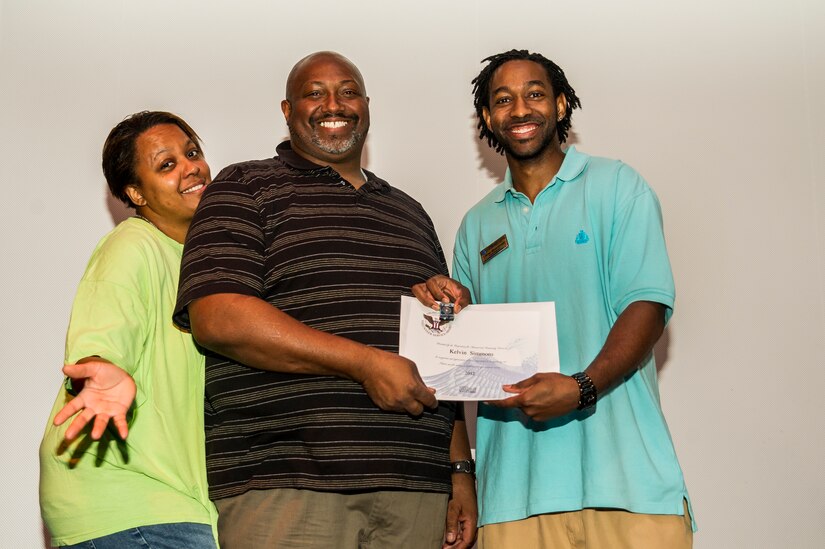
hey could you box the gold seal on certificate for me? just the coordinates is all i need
[398,296,560,401]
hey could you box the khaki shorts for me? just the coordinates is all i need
[478,501,693,549]
[215,488,449,549]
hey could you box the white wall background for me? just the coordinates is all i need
[1,0,823,547]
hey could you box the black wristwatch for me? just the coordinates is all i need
[451,459,475,475]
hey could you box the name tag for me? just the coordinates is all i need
[480,234,509,264]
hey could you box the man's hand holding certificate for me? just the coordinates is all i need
[399,295,560,401]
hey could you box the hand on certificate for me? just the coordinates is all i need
[412,275,471,313]
[488,372,580,422]
[357,348,438,415]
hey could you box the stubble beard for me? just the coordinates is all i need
[288,120,367,156]
[311,129,363,155]
[498,126,557,161]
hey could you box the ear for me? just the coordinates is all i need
[280,99,291,120]
[482,106,492,132]
[124,185,147,207]
[556,94,567,121]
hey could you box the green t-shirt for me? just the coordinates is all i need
[39,218,218,546]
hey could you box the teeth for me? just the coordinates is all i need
[182,183,204,195]
[319,120,348,128]
[511,125,536,134]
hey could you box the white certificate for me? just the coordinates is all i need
[398,296,560,401]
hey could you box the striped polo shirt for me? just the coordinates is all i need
[174,141,456,500]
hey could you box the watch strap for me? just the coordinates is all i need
[451,459,475,475]
[571,371,597,411]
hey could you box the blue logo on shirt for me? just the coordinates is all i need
[575,230,590,245]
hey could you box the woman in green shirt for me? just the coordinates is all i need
[39,111,218,548]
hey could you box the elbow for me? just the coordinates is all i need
[188,296,232,353]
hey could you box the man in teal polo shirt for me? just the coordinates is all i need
[414,49,694,548]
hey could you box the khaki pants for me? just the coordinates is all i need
[478,501,693,549]
[215,488,449,549]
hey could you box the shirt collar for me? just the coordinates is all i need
[275,140,325,170]
[493,146,589,203]
[275,140,390,192]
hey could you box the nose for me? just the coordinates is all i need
[322,93,343,114]
[510,95,531,118]
[181,156,200,177]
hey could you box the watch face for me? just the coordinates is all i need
[452,460,475,474]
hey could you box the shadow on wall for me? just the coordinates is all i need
[471,114,507,183]
[106,191,132,226]
[476,137,507,183]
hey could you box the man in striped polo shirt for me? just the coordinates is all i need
[173,51,477,549]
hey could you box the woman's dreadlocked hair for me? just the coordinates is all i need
[471,49,582,154]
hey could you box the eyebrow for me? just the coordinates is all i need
[491,80,548,96]
[150,139,195,163]
[305,79,360,87]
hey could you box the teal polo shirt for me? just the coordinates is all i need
[454,147,693,528]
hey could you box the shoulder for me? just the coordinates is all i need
[571,153,669,240]
[385,184,428,214]
[572,152,658,214]
[206,157,293,195]
[93,219,160,258]
[364,173,434,223]
[82,219,168,285]
[579,152,651,193]
[213,157,287,183]
[197,157,296,214]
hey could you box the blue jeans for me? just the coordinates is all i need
[60,522,217,549]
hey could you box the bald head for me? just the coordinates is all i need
[285,51,367,103]
[280,51,370,169]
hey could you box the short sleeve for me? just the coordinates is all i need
[174,170,266,329]
[452,215,478,304]
[607,165,675,323]
[65,233,150,375]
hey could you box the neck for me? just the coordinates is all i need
[134,210,188,244]
[506,145,566,203]
[291,143,367,189]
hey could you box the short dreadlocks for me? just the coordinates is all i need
[472,49,582,154]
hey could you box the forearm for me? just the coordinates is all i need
[584,300,666,394]
[189,293,379,382]
[491,301,667,421]
[449,418,473,462]
[444,415,478,547]
[448,417,476,499]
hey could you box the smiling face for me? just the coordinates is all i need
[482,59,567,161]
[126,123,211,242]
[281,52,370,168]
